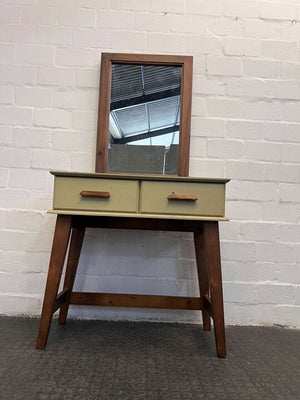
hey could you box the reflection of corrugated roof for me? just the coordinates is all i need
[111,64,143,102]
[110,64,181,146]
[111,64,181,102]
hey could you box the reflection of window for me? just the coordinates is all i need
[129,131,179,147]
[109,64,181,148]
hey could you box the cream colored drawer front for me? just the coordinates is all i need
[53,177,139,213]
[140,181,225,217]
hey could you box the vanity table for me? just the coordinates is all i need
[36,53,229,357]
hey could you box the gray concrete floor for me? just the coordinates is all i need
[0,317,299,400]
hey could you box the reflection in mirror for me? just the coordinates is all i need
[107,64,182,175]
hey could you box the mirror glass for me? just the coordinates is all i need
[107,63,182,175]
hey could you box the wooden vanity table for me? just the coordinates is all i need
[37,53,230,357]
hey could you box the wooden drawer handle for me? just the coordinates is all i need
[167,194,198,201]
[80,190,110,198]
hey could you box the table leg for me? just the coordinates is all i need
[36,215,72,349]
[194,229,211,331]
[58,227,86,325]
[203,221,226,358]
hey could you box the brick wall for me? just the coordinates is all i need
[0,0,299,327]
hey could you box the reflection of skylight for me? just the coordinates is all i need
[112,104,148,136]
[110,95,180,140]
[148,97,180,130]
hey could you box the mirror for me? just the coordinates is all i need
[96,53,193,177]
[108,63,181,174]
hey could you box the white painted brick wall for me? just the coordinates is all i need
[0,0,299,327]
[224,38,261,57]
[207,56,243,76]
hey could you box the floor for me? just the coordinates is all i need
[0,317,299,400]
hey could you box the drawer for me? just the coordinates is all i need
[140,181,225,217]
[53,177,139,213]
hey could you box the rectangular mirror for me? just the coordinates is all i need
[96,53,193,177]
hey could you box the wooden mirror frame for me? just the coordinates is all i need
[95,53,193,177]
